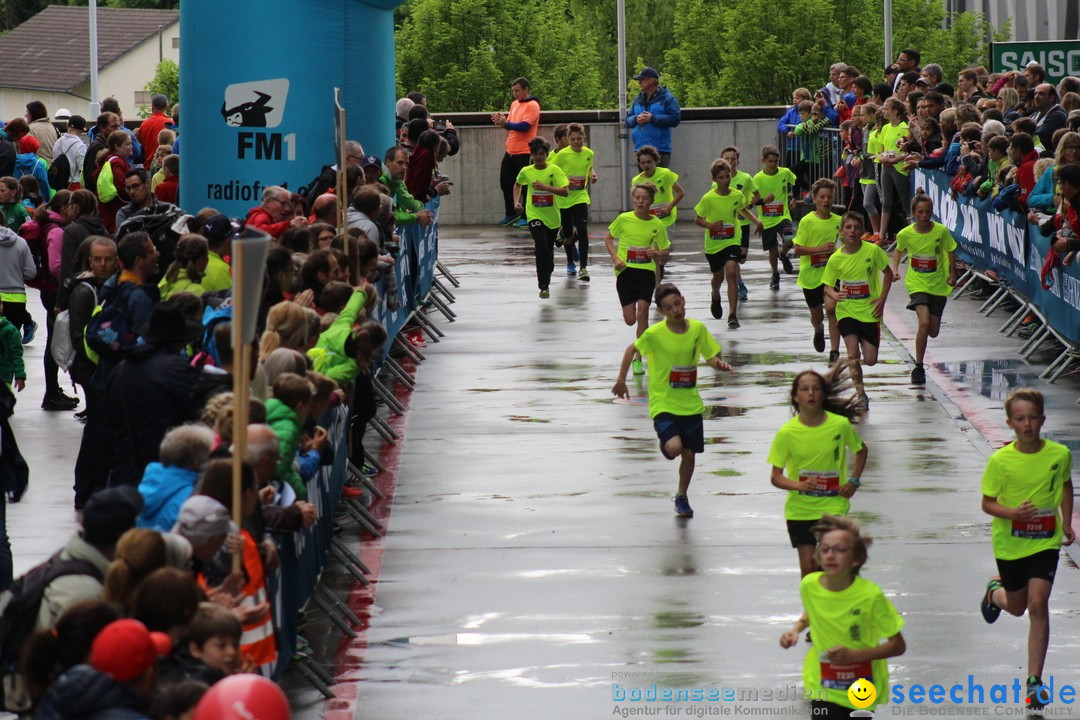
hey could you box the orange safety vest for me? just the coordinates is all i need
[239,531,277,671]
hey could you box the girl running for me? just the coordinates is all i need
[877,97,911,247]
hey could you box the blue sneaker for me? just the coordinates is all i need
[566,262,577,275]
[674,494,694,518]
[738,280,748,301]
[980,576,1002,624]
[514,217,528,228]
[497,214,517,226]
[21,319,36,345]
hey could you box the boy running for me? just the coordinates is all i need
[694,159,762,330]
[780,514,906,720]
[792,178,841,359]
[979,388,1073,711]
[514,137,569,299]
[822,212,892,411]
[612,283,732,518]
[554,123,597,280]
[752,144,797,290]
[604,183,670,375]
[891,193,956,385]
[720,146,760,302]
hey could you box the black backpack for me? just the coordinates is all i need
[47,152,71,191]
[114,204,185,280]
[0,551,103,712]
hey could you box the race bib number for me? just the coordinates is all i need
[820,658,873,690]
[810,252,832,268]
[910,254,938,273]
[842,280,870,300]
[669,365,697,389]
[626,246,651,264]
[568,176,587,191]
[763,202,784,217]
[709,224,735,240]
[1011,508,1056,539]
[649,203,666,216]
[532,191,554,207]
[798,470,840,497]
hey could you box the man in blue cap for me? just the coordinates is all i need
[626,67,682,167]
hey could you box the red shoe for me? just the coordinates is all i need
[341,486,364,500]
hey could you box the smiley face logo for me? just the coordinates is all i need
[848,678,876,708]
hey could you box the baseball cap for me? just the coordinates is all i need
[201,213,236,245]
[67,115,87,131]
[361,154,381,169]
[633,67,659,81]
[90,619,172,683]
[173,495,230,538]
[82,486,143,548]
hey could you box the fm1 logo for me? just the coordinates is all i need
[222,78,296,161]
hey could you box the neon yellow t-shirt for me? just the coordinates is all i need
[159,271,208,301]
[607,212,670,276]
[515,164,568,229]
[767,412,863,521]
[821,241,890,322]
[879,121,910,176]
[800,573,904,711]
[202,252,232,293]
[633,319,721,418]
[981,440,1071,561]
[632,167,679,227]
[861,128,884,186]
[895,222,956,297]
[693,190,745,254]
[752,167,797,229]
[793,213,841,289]
[553,146,594,208]
[711,170,756,227]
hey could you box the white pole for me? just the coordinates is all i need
[617,0,629,212]
[884,0,893,74]
[89,0,100,118]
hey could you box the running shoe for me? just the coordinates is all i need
[632,358,644,376]
[42,392,79,411]
[674,494,694,518]
[769,273,780,291]
[539,289,550,299]
[497,214,517,226]
[780,252,794,275]
[21,319,36,345]
[566,262,577,276]
[738,280,748,301]
[514,217,528,228]
[910,364,926,385]
[710,297,723,319]
[360,463,379,477]
[573,245,580,262]
[578,267,590,282]
[1027,677,1046,710]
[728,315,740,329]
[341,485,364,500]
[555,234,565,248]
[813,329,825,353]
[828,350,840,364]
[980,577,1003,624]
[857,393,870,412]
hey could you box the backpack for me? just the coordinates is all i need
[96,156,117,203]
[17,219,59,292]
[84,282,140,362]
[115,205,187,277]
[0,550,104,712]
[52,281,96,371]
[47,151,71,191]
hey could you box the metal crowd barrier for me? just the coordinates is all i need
[778,126,844,199]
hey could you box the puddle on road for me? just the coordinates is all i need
[654,648,699,664]
[508,415,551,423]
[652,611,706,629]
[932,358,1032,404]
[708,469,743,477]
[706,405,745,418]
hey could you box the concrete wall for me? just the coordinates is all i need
[434,117,783,226]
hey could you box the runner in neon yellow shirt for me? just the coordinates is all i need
[979,389,1074,711]
[891,194,957,385]
[752,144,798,288]
[721,146,760,302]
[769,368,867,577]
[876,97,911,247]
[604,183,671,376]
[822,212,892,410]
[780,515,906,717]
[514,137,569,299]
[632,145,684,282]
[612,283,733,519]
[853,103,883,240]
[553,123,597,280]
[694,158,762,330]
[792,178,842,360]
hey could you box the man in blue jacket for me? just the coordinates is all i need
[626,68,681,167]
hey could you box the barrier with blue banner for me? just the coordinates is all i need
[267,209,443,680]
[912,169,1080,347]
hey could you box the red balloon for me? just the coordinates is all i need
[192,674,290,720]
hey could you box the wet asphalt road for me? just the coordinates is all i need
[340,223,1080,719]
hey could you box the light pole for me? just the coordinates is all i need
[884,0,893,74]
[617,0,629,212]
[89,0,100,117]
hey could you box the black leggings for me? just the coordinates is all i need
[499,152,531,217]
[529,221,557,290]
[1,300,29,333]
[350,372,377,459]
[41,291,60,395]
[560,204,589,267]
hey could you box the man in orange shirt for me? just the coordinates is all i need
[491,77,540,227]
[137,94,171,159]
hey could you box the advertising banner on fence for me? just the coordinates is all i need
[911,170,1031,297]
[992,41,1080,86]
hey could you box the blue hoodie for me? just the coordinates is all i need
[136,462,198,532]
[14,152,49,199]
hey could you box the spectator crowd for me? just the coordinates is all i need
[0,87,453,720]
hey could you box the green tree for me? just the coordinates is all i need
[139,59,178,117]
[396,0,606,112]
